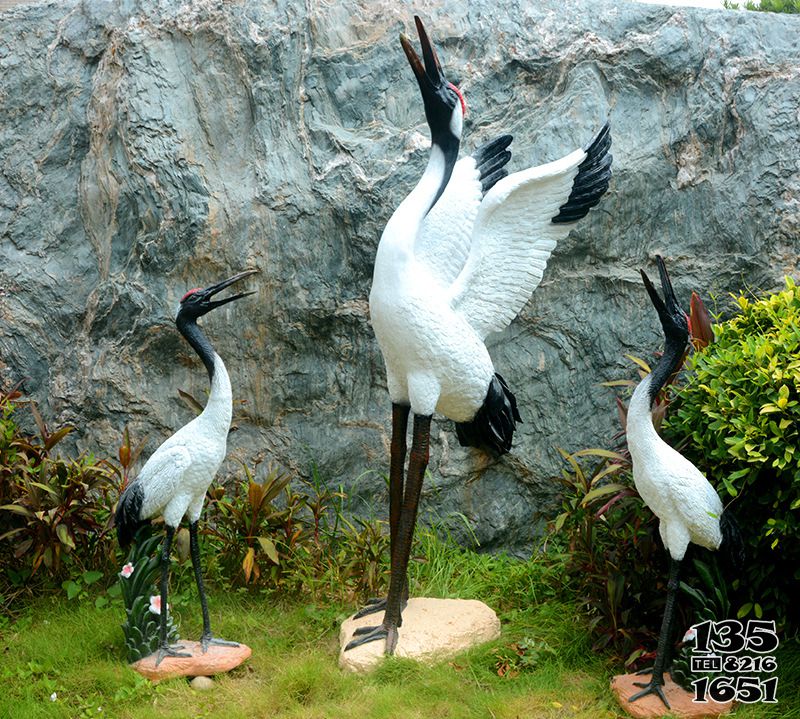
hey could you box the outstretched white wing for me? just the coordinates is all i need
[449,124,611,339]
[415,135,514,288]
[415,156,482,288]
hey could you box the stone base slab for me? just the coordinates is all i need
[339,597,501,673]
[611,672,734,718]
[131,640,252,681]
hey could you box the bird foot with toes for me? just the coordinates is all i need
[344,623,399,654]
[629,679,671,710]
[353,597,386,619]
[155,642,192,666]
[353,594,408,620]
[200,633,239,653]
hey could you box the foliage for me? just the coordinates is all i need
[0,390,120,604]
[119,527,179,663]
[723,0,799,12]
[493,636,556,678]
[204,463,294,585]
[61,568,121,610]
[664,278,800,630]
[203,460,390,603]
[551,447,663,657]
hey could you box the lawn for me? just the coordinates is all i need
[2,542,798,719]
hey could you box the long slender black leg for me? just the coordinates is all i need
[354,403,410,619]
[190,521,238,653]
[629,558,681,709]
[347,414,431,654]
[636,561,681,677]
[155,526,191,666]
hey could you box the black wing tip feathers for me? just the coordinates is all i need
[481,169,508,193]
[552,121,612,225]
[473,134,514,195]
[115,481,148,549]
[473,134,513,161]
[455,373,521,455]
[584,120,611,156]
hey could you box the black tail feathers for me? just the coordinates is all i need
[455,373,522,455]
[719,510,745,568]
[115,481,149,549]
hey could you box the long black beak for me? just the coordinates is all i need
[400,15,446,92]
[201,269,258,310]
[640,255,683,326]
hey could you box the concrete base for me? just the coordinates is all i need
[131,640,252,681]
[339,597,501,673]
[611,672,734,718]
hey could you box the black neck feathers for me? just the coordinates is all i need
[176,316,216,381]
[647,335,686,407]
[427,133,460,215]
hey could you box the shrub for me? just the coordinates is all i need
[552,447,663,657]
[723,0,799,13]
[664,277,800,630]
[202,460,390,603]
[0,390,120,603]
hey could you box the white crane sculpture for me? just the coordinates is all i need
[115,270,257,666]
[347,16,612,654]
[627,256,741,708]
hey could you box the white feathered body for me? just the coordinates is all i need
[371,137,589,421]
[371,249,494,421]
[627,374,723,560]
[137,353,232,527]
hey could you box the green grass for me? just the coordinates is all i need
[2,532,798,718]
[0,593,619,719]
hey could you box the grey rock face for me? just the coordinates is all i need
[1,0,798,552]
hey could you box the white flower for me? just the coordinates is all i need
[50,693,57,702]
[148,595,170,616]
[120,563,134,579]
[148,595,163,615]
[683,627,698,643]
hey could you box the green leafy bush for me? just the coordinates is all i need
[203,461,390,603]
[723,0,799,13]
[0,390,120,599]
[664,278,800,630]
[671,557,732,692]
[552,447,663,657]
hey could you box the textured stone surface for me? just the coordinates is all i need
[0,0,798,551]
[611,673,734,718]
[131,640,251,681]
[189,675,215,690]
[339,597,501,672]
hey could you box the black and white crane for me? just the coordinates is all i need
[627,257,740,708]
[347,17,612,654]
[115,270,257,666]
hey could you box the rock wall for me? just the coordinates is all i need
[1,0,798,551]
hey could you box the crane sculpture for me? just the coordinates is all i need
[627,257,741,708]
[115,270,257,666]
[347,16,612,654]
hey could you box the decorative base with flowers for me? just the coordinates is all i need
[119,527,180,663]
